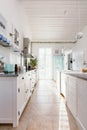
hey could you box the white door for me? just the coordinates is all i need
[38,48,52,80]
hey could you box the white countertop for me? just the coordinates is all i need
[63,70,87,80]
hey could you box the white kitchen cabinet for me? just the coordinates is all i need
[25,72,32,101]
[0,73,31,127]
[65,73,87,130]
[61,73,67,97]
[17,74,27,120]
[0,77,14,124]
[56,71,61,96]
[0,70,38,127]
[30,69,37,92]
[66,76,69,103]
[0,77,19,127]
[67,75,77,117]
[77,79,87,130]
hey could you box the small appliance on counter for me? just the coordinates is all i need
[14,64,21,73]
[15,64,18,73]
[4,64,15,73]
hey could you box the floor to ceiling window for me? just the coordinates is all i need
[38,48,52,80]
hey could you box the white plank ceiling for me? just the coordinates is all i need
[19,0,87,42]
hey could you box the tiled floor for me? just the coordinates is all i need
[0,80,79,130]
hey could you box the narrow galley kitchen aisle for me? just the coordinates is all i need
[0,80,79,130]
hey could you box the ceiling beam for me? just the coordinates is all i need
[31,41,77,44]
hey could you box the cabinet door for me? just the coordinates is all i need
[77,79,87,130]
[25,72,31,100]
[68,76,77,117]
[56,71,61,96]
[61,73,66,97]
[17,75,26,118]
[32,70,36,84]
[0,77,13,121]
[30,70,36,91]
[66,76,69,103]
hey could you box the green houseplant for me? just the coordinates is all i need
[30,58,38,69]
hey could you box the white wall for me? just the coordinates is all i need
[32,42,75,57]
[72,26,87,70]
[0,0,31,65]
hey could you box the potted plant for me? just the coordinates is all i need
[30,58,38,69]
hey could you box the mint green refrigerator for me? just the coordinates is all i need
[53,55,64,80]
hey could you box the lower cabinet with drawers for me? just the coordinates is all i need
[0,69,38,127]
[63,73,87,130]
